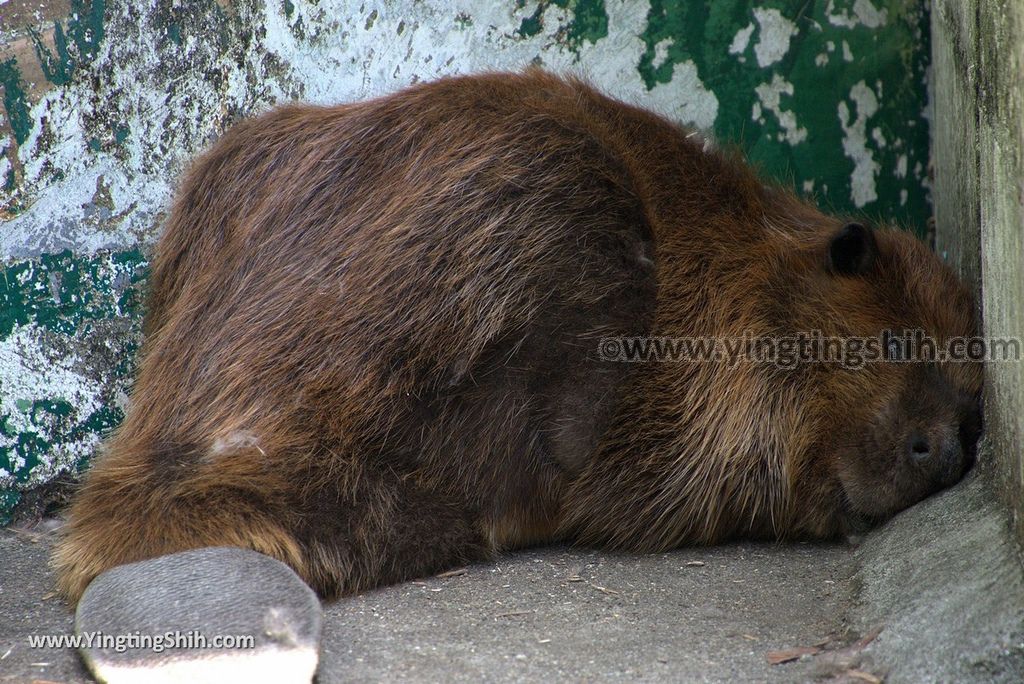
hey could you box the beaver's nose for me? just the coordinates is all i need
[907,431,970,487]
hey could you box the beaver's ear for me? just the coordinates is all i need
[826,222,876,276]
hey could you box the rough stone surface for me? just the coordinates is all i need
[0,0,934,522]
[932,0,1024,549]
[975,0,1024,548]
[930,0,981,283]
[2,474,1021,682]
[848,468,1024,683]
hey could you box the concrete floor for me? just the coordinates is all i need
[1,471,1022,683]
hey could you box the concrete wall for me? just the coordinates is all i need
[0,0,932,523]
[933,0,1024,545]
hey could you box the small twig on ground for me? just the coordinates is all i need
[435,567,468,579]
[766,646,822,664]
[854,625,884,649]
[588,582,619,595]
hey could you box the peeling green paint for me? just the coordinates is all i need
[0,58,32,146]
[0,250,147,522]
[517,0,609,50]
[165,21,183,48]
[0,250,146,337]
[0,489,19,523]
[639,0,931,232]
[29,0,107,86]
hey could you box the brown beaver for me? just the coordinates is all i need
[54,70,983,603]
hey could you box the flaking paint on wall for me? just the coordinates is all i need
[0,0,932,523]
[0,248,145,519]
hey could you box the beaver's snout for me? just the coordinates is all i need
[906,427,973,489]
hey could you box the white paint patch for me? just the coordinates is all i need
[0,325,102,488]
[752,8,798,68]
[644,60,718,132]
[827,0,888,29]
[815,52,829,67]
[842,40,854,62]
[838,80,881,207]
[803,179,815,193]
[650,38,674,70]
[871,127,887,147]
[895,153,908,178]
[755,74,807,145]
[728,23,754,56]
[1,0,720,261]
[900,189,908,205]
[0,163,169,257]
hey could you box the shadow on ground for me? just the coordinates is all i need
[1,471,1020,683]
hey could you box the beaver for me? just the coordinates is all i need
[54,70,983,604]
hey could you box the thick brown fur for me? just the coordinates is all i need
[54,70,983,603]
